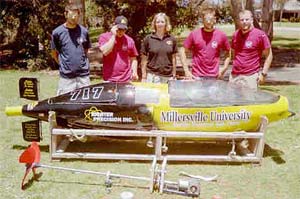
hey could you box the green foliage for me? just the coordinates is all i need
[272,37,300,49]
[281,18,290,22]
[89,28,104,43]
[290,17,300,23]
[0,0,66,69]
[92,0,203,44]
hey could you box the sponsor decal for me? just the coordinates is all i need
[19,78,39,100]
[22,120,42,142]
[84,106,133,123]
[160,110,251,124]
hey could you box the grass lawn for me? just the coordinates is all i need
[0,70,300,199]
[89,28,103,43]
[273,22,300,27]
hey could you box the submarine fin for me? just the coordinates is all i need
[22,120,42,142]
[19,77,39,101]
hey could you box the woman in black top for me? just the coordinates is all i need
[141,13,178,83]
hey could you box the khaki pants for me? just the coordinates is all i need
[144,72,170,84]
[57,76,90,95]
[229,73,259,90]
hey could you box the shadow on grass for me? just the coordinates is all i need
[273,43,300,49]
[22,172,43,190]
[12,140,285,165]
[273,37,299,42]
[23,173,148,191]
[263,144,286,164]
[47,139,256,165]
[38,179,147,190]
[12,144,49,153]
[272,37,300,49]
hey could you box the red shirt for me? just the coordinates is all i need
[98,32,138,82]
[183,28,230,77]
[231,28,271,75]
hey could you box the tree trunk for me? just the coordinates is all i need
[230,0,243,30]
[261,0,273,41]
[81,0,86,27]
[245,0,261,29]
[71,0,85,26]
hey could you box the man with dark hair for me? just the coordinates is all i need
[98,16,138,82]
[179,8,231,80]
[230,10,273,90]
[51,3,91,95]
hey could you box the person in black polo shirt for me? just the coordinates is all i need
[140,13,178,83]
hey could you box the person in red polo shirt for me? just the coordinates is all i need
[179,8,231,80]
[98,16,138,83]
[230,10,273,90]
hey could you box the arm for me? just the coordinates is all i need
[131,57,138,81]
[178,47,193,79]
[84,31,92,56]
[258,48,273,84]
[218,49,231,79]
[141,54,148,81]
[99,25,117,56]
[51,49,59,64]
[84,48,89,56]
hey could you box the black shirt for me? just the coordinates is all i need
[141,33,177,77]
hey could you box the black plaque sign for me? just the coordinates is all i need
[19,77,39,100]
[22,120,42,142]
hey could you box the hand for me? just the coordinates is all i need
[141,73,147,82]
[217,71,224,80]
[185,71,193,80]
[258,73,266,85]
[141,78,147,83]
[169,76,176,81]
[111,25,118,36]
[132,72,139,81]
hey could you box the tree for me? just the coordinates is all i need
[261,0,273,41]
[230,0,274,41]
[93,0,206,50]
[2,0,210,69]
[0,0,66,69]
[230,0,243,29]
[245,0,261,29]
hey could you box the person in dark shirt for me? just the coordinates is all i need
[51,3,91,95]
[140,13,177,83]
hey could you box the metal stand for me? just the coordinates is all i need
[49,112,268,164]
